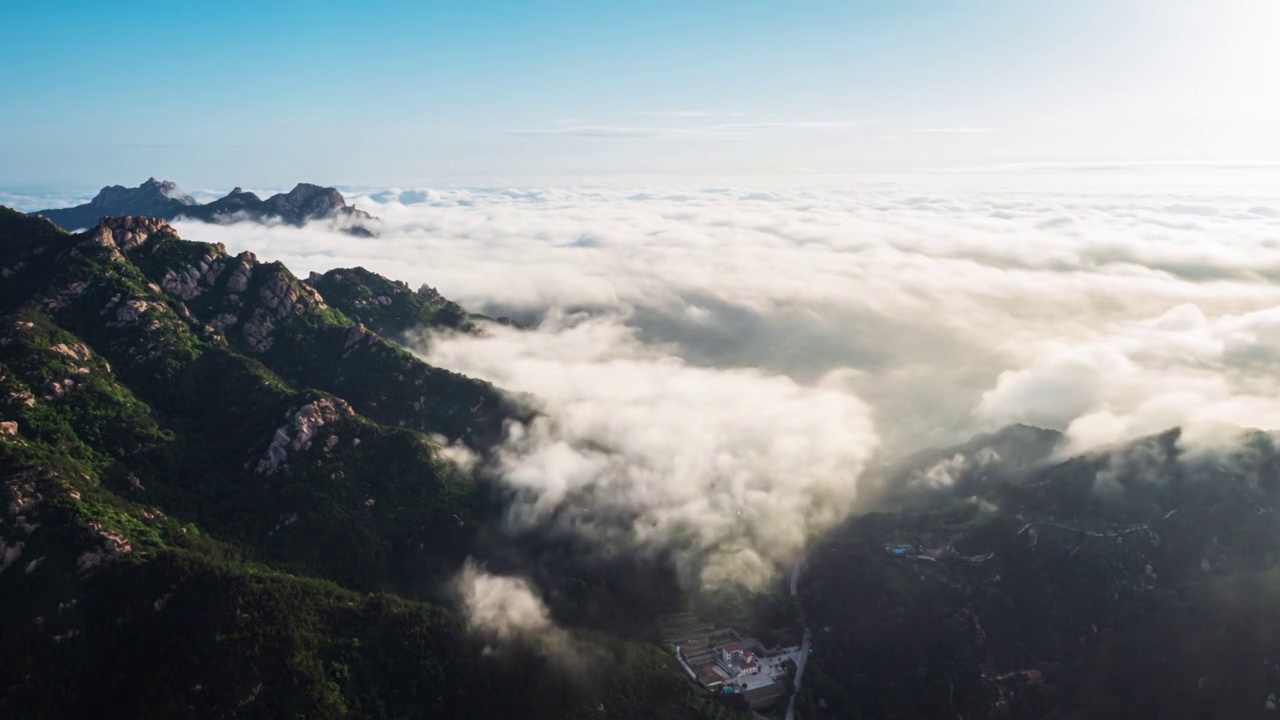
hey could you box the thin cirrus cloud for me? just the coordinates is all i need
[508,126,663,138]
[707,120,861,130]
[634,110,749,118]
[904,127,1002,133]
[508,119,860,138]
[507,125,749,139]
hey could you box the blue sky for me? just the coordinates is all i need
[3,0,1278,187]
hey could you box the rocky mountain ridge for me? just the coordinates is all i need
[30,179,380,236]
[0,207,735,720]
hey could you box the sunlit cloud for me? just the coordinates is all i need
[164,180,1280,460]
[106,174,1280,587]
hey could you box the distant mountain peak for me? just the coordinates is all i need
[31,178,379,236]
[137,177,195,202]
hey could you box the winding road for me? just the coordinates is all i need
[786,558,811,720]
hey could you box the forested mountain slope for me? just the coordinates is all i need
[0,207,737,720]
[798,427,1280,719]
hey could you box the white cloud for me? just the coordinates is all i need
[456,560,558,642]
[418,314,877,590]
[151,176,1280,585]
[454,559,593,665]
[905,127,1001,134]
[170,185,1280,450]
[977,302,1280,453]
[1,189,96,211]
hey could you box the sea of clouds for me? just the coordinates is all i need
[10,175,1280,600]
[161,181,1280,449]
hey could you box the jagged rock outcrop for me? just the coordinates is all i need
[192,182,378,235]
[86,215,177,254]
[31,179,380,236]
[48,343,93,362]
[226,251,254,293]
[75,522,132,577]
[255,398,352,474]
[306,267,474,337]
[10,212,515,448]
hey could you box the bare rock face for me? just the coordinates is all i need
[259,273,304,318]
[72,522,134,577]
[42,281,89,311]
[237,267,329,354]
[160,247,226,300]
[242,310,276,352]
[226,251,255,293]
[341,323,381,355]
[88,216,177,253]
[110,299,161,327]
[255,398,352,474]
[48,343,93,362]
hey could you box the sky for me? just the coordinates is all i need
[3,0,1280,188]
[5,1,1280,595]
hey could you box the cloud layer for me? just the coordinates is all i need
[421,314,877,589]
[161,181,1280,450]
[19,175,1280,588]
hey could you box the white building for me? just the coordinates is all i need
[717,642,761,677]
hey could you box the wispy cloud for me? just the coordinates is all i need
[989,160,1280,172]
[635,110,748,118]
[509,126,662,138]
[904,127,1001,134]
[710,120,860,130]
[71,142,283,150]
[509,118,859,139]
[453,560,599,668]
[508,125,748,139]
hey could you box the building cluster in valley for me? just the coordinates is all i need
[661,615,804,710]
